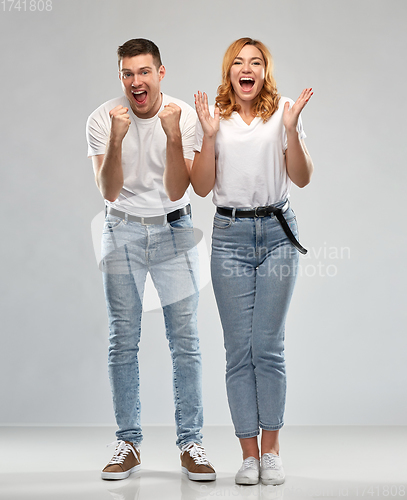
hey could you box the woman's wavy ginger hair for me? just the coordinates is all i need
[215,38,280,122]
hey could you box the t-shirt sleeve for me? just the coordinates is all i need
[180,106,197,161]
[283,99,307,151]
[193,116,204,153]
[86,111,110,157]
[297,113,306,140]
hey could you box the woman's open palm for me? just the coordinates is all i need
[283,88,313,131]
[194,91,220,138]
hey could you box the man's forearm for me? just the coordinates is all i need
[97,138,124,202]
[163,133,190,202]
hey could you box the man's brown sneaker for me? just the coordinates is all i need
[101,440,141,480]
[180,442,216,481]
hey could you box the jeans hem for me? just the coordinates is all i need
[259,422,284,431]
[178,438,203,450]
[235,429,260,439]
[116,439,143,447]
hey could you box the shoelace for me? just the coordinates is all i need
[181,443,211,465]
[106,440,139,466]
[262,453,279,470]
[241,457,259,470]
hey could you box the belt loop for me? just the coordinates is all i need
[105,204,107,217]
[124,212,128,223]
[231,208,236,222]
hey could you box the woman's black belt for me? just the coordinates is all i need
[216,203,308,255]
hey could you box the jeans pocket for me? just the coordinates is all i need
[282,208,299,237]
[213,214,232,229]
[103,215,123,232]
[168,214,193,231]
[283,208,296,223]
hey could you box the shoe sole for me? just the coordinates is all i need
[235,476,259,485]
[181,466,216,481]
[261,476,285,485]
[101,464,141,480]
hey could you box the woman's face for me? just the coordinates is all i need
[229,44,265,107]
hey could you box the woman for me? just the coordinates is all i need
[191,38,313,485]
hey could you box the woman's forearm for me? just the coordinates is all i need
[190,136,217,197]
[285,131,314,188]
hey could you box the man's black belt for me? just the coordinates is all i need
[106,204,191,226]
[216,202,308,255]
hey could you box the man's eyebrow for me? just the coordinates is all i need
[120,66,152,72]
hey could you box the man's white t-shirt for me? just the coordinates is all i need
[194,97,306,208]
[86,93,196,217]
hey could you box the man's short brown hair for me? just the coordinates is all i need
[117,38,162,69]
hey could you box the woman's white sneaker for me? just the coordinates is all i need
[235,456,260,485]
[260,453,285,485]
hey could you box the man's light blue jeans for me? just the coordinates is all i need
[211,201,299,438]
[100,212,203,448]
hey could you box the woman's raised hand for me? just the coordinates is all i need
[194,91,220,138]
[283,88,313,133]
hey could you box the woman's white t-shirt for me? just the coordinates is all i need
[194,97,306,208]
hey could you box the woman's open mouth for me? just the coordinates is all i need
[132,90,148,105]
[239,77,255,92]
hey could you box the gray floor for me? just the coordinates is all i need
[0,426,406,499]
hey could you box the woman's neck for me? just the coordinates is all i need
[238,102,256,125]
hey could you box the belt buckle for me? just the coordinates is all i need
[254,206,267,218]
[140,216,165,226]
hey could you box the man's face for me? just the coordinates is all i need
[119,54,165,119]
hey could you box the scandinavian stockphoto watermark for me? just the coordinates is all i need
[91,198,351,310]
[199,483,285,498]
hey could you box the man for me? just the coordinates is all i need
[86,38,215,482]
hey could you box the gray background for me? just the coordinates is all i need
[1,0,406,428]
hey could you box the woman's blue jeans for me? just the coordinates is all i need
[100,213,203,448]
[211,202,299,438]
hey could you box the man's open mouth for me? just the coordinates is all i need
[132,90,147,104]
[239,77,255,91]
